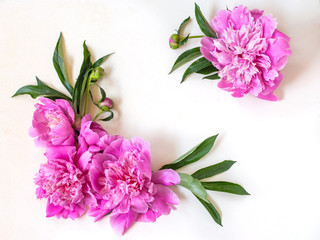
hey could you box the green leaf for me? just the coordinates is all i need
[100,110,114,121]
[73,41,92,113]
[181,57,212,83]
[178,173,209,203]
[201,181,250,195]
[177,16,190,35]
[161,135,218,170]
[94,83,106,103]
[53,33,73,95]
[192,160,236,180]
[194,3,217,38]
[169,47,201,74]
[92,53,114,69]
[196,65,218,75]
[179,34,190,45]
[89,90,99,107]
[203,73,220,80]
[12,77,71,101]
[195,195,222,226]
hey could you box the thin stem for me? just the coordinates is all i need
[92,109,103,122]
[83,74,93,115]
[188,35,204,39]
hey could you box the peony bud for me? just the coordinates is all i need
[169,34,180,49]
[91,67,104,80]
[99,97,113,111]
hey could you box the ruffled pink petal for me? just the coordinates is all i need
[136,209,160,223]
[131,195,149,213]
[260,14,277,38]
[45,146,76,162]
[266,36,291,70]
[88,204,112,222]
[250,9,264,20]
[46,201,63,218]
[56,99,75,122]
[210,9,231,37]
[151,169,180,186]
[110,210,138,236]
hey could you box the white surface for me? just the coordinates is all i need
[1,0,320,239]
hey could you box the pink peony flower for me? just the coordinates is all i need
[200,5,291,101]
[34,146,96,220]
[88,137,180,235]
[29,97,75,147]
[76,114,123,172]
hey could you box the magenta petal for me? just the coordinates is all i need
[250,9,264,20]
[151,169,180,186]
[88,205,112,222]
[45,146,76,162]
[110,210,138,236]
[46,201,63,218]
[136,209,159,223]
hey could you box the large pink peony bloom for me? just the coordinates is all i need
[201,5,291,101]
[87,137,180,235]
[34,146,96,220]
[29,97,75,147]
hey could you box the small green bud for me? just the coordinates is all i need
[91,67,104,80]
[169,34,180,49]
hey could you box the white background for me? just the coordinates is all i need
[1,0,320,239]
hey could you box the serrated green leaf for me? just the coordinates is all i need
[169,47,201,74]
[192,160,236,180]
[195,195,222,226]
[12,77,71,101]
[179,34,190,45]
[201,181,250,195]
[100,110,114,122]
[178,173,209,203]
[203,73,220,80]
[161,135,218,170]
[73,41,92,113]
[92,53,114,69]
[177,16,190,35]
[181,57,212,83]
[194,3,217,38]
[53,33,73,95]
[196,65,218,75]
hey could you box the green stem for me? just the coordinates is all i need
[83,74,93,115]
[92,109,103,122]
[188,35,204,39]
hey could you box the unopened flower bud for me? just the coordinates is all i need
[169,34,180,49]
[99,97,113,111]
[91,67,104,80]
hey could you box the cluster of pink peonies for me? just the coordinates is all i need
[32,97,180,235]
[200,5,291,101]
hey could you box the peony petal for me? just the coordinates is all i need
[46,201,63,218]
[131,195,148,213]
[88,204,112,222]
[45,146,76,162]
[266,36,291,70]
[136,209,159,223]
[110,210,138,236]
[151,169,180,186]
